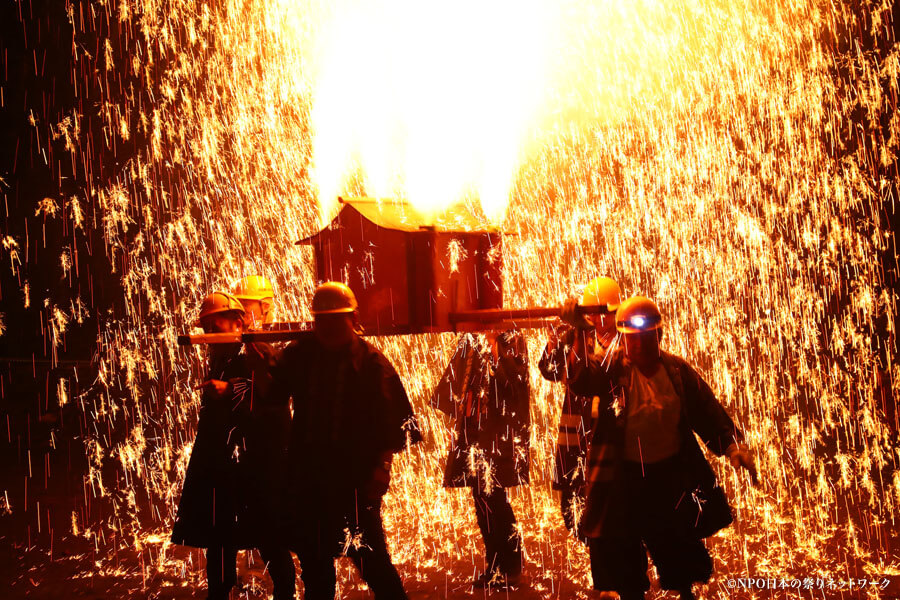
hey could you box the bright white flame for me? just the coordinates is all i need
[309,0,551,222]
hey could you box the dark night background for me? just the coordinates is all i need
[1,0,149,591]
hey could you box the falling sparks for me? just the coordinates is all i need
[309,0,551,222]
[447,239,466,274]
[2,236,22,275]
[35,198,60,218]
[4,0,899,597]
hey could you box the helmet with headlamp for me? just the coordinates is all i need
[615,296,663,333]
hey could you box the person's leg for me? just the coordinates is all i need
[295,518,339,600]
[295,549,337,600]
[587,536,648,600]
[346,499,408,600]
[471,485,501,574]
[482,486,522,577]
[642,529,712,596]
[206,545,238,600]
[258,546,296,600]
[560,483,589,543]
[472,485,522,578]
[635,457,712,597]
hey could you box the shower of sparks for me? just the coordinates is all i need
[309,0,551,223]
[5,0,899,598]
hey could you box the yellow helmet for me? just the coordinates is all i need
[311,281,358,315]
[232,275,275,324]
[197,292,245,325]
[616,296,663,333]
[232,275,274,300]
[581,277,622,312]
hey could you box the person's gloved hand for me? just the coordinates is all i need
[560,297,592,330]
[364,455,393,500]
[726,444,759,485]
[196,379,231,399]
[494,331,524,358]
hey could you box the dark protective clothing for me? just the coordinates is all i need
[172,342,295,598]
[172,343,291,548]
[538,327,609,534]
[432,332,530,490]
[568,348,741,593]
[270,334,421,600]
[431,332,529,579]
[587,458,713,595]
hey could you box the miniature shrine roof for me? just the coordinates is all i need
[296,197,500,244]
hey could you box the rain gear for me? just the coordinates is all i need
[538,328,609,491]
[171,342,290,549]
[432,332,530,490]
[569,349,740,540]
[269,333,421,600]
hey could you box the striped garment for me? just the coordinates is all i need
[538,328,611,489]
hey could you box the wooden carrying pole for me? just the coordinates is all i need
[177,304,612,345]
[447,304,610,324]
[177,322,315,346]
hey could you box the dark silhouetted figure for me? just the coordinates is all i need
[432,330,530,589]
[271,282,421,600]
[172,292,295,600]
[561,295,757,600]
[539,275,622,539]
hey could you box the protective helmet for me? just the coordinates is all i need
[232,275,275,300]
[616,296,663,333]
[311,281,358,315]
[197,292,245,325]
[581,277,622,312]
[231,275,275,324]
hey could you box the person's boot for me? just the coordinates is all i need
[206,586,231,600]
[502,571,522,589]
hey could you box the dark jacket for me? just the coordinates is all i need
[432,332,530,490]
[270,334,422,512]
[569,349,742,539]
[538,328,604,490]
[171,343,290,549]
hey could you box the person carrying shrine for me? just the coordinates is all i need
[432,329,531,589]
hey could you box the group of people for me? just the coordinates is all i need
[172,275,757,600]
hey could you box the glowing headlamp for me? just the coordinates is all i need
[616,312,663,333]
